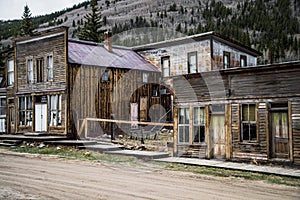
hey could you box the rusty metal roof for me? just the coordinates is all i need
[68,40,160,72]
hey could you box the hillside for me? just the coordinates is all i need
[0,0,300,64]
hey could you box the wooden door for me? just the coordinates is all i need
[35,104,47,132]
[270,111,289,159]
[210,115,226,158]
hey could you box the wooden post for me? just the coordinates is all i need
[173,106,178,156]
[225,104,231,160]
[84,118,88,139]
[205,105,210,159]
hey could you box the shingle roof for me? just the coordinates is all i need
[68,40,160,72]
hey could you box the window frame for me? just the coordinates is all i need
[36,58,44,83]
[161,56,170,77]
[18,96,32,127]
[193,107,206,144]
[49,94,62,126]
[178,107,190,144]
[188,51,198,74]
[7,59,14,86]
[152,85,159,97]
[240,55,247,67]
[241,104,257,142]
[101,69,110,82]
[27,58,33,83]
[142,72,149,83]
[47,54,53,82]
[0,97,6,117]
[223,51,230,69]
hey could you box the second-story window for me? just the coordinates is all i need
[47,55,53,81]
[223,51,230,69]
[27,59,33,83]
[188,52,197,73]
[36,58,44,83]
[161,56,170,77]
[7,59,14,86]
[240,55,247,67]
[143,72,149,83]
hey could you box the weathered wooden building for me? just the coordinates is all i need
[135,32,300,166]
[171,61,300,166]
[5,27,163,138]
[68,38,162,137]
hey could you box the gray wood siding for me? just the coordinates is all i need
[230,68,300,98]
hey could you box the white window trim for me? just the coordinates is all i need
[7,59,14,86]
[27,57,34,83]
[178,107,190,144]
[47,54,54,82]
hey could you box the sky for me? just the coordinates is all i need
[0,0,86,20]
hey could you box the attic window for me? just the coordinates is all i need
[240,55,247,67]
[143,72,149,83]
[101,69,110,82]
[223,51,230,69]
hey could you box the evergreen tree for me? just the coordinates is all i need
[21,4,34,36]
[78,0,104,42]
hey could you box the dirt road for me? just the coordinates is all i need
[0,150,299,200]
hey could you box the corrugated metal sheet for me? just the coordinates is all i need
[68,40,160,72]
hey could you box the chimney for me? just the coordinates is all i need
[104,30,112,52]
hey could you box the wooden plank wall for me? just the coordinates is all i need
[292,101,300,165]
[230,68,300,98]
[69,64,164,137]
[16,33,67,93]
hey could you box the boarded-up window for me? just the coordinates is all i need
[178,108,189,143]
[161,56,170,77]
[193,107,205,143]
[27,59,33,83]
[36,59,44,83]
[188,51,197,74]
[241,104,256,141]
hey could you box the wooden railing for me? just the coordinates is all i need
[77,118,174,139]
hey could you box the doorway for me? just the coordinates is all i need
[209,105,226,159]
[8,107,15,134]
[270,111,289,159]
[35,104,47,132]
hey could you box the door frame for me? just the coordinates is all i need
[269,103,291,160]
[35,103,48,132]
[209,104,226,159]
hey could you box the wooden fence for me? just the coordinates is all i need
[77,118,174,139]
